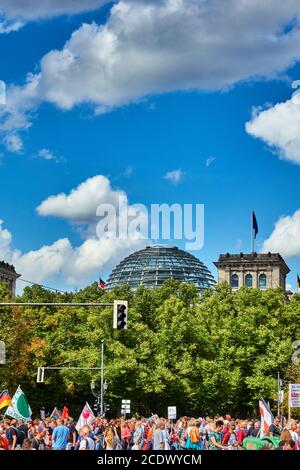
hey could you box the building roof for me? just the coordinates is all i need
[0,261,21,278]
[106,245,216,291]
[214,252,290,275]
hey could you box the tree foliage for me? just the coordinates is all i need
[0,281,300,417]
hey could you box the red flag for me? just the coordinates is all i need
[61,406,69,419]
[99,278,105,289]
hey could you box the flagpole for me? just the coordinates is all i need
[251,210,254,253]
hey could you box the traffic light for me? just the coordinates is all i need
[36,367,45,383]
[113,300,128,329]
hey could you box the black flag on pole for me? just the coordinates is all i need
[252,211,258,239]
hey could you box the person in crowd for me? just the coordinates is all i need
[289,420,300,450]
[16,419,27,448]
[152,422,165,450]
[269,416,281,437]
[67,418,78,450]
[31,428,46,450]
[4,419,18,450]
[22,438,34,450]
[79,426,95,450]
[208,420,227,450]
[223,421,238,449]
[250,421,261,437]
[121,420,132,450]
[51,418,70,450]
[185,418,203,450]
[278,428,293,449]
[282,439,295,450]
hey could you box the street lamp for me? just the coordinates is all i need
[90,379,108,416]
[90,340,106,416]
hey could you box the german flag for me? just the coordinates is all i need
[0,389,12,410]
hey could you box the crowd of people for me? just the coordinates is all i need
[1,415,300,451]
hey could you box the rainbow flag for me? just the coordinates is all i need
[50,407,61,418]
[0,389,12,410]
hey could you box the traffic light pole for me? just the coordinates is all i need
[100,340,104,416]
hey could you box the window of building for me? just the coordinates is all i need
[231,274,239,288]
[245,274,253,287]
[259,274,267,288]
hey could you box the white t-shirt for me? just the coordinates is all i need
[79,437,95,450]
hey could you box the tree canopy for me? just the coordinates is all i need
[0,281,300,418]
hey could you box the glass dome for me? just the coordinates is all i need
[106,245,216,291]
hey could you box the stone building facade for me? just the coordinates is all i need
[0,261,20,296]
[214,252,290,291]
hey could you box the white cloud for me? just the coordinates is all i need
[246,91,300,165]
[37,175,127,223]
[205,156,216,167]
[0,18,23,34]
[3,0,300,141]
[36,148,62,163]
[0,1,110,32]
[37,148,55,160]
[3,133,23,152]
[0,220,145,285]
[0,174,148,286]
[164,169,183,184]
[262,209,300,257]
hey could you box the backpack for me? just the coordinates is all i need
[83,438,90,450]
[190,427,199,444]
[16,426,26,445]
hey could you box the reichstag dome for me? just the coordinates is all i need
[106,245,216,291]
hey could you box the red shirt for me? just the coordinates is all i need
[236,429,246,444]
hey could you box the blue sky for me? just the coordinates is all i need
[1,0,300,291]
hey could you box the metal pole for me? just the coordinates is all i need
[288,383,291,423]
[0,302,113,307]
[251,210,254,253]
[277,371,280,417]
[100,340,104,416]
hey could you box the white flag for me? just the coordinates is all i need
[259,398,274,437]
[75,402,95,432]
[5,386,32,422]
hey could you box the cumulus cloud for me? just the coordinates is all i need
[246,89,300,165]
[37,175,127,223]
[3,133,23,152]
[3,0,300,142]
[0,0,110,32]
[0,175,148,286]
[0,220,145,285]
[164,169,184,184]
[262,209,300,257]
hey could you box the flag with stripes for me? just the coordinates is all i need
[259,398,274,437]
[50,407,61,418]
[0,389,12,410]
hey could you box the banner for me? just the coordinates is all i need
[289,383,300,408]
[5,386,32,422]
[168,406,177,420]
[75,402,95,432]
